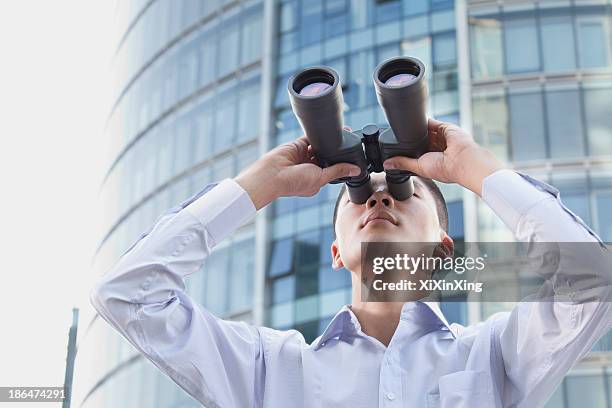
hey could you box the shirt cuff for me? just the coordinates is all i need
[183,178,257,246]
[481,169,552,233]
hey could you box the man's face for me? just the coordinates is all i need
[332,172,445,273]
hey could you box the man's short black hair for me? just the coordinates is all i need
[331,177,449,239]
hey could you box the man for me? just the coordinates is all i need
[90,118,610,407]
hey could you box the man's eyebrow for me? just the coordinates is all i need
[413,178,425,190]
[413,178,428,195]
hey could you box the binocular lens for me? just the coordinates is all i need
[299,82,332,96]
[384,73,418,87]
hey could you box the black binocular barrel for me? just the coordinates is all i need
[373,56,429,157]
[287,67,345,154]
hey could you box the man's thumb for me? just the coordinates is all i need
[321,163,361,183]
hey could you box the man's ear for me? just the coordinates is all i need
[436,231,455,259]
[331,239,344,270]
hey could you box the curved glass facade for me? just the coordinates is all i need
[75,1,612,407]
[75,1,264,407]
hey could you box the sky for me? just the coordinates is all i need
[0,0,116,399]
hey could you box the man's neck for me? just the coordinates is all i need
[349,294,404,348]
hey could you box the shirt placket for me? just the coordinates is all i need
[379,336,403,406]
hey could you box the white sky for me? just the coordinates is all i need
[0,0,115,399]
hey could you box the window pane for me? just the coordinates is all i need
[319,265,351,292]
[294,230,321,268]
[295,319,319,343]
[440,301,467,325]
[595,192,612,242]
[272,275,295,304]
[236,144,257,173]
[199,35,217,86]
[214,93,236,152]
[205,249,229,315]
[294,231,320,297]
[346,49,375,109]
[276,107,299,132]
[541,15,576,72]
[178,47,198,100]
[301,0,323,45]
[565,374,607,408]
[403,0,428,16]
[275,74,291,107]
[326,0,346,16]
[280,31,299,54]
[431,9,454,32]
[431,0,452,10]
[433,33,456,68]
[350,0,370,29]
[229,239,254,311]
[577,17,610,69]
[433,69,457,93]
[375,0,401,24]
[543,383,565,408]
[174,118,192,174]
[269,238,294,277]
[584,87,612,156]
[509,92,547,161]
[472,93,509,161]
[194,105,213,162]
[280,1,297,32]
[238,82,261,142]
[404,14,429,38]
[378,43,400,63]
[241,13,262,66]
[504,17,539,73]
[325,13,348,37]
[545,90,585,158]
[562,193,590,225]
[212,155,234,180]
[218,24,239,77]
[469,16,503,79]
[448,201,464,239]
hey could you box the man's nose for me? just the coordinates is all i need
[366,190,395,209]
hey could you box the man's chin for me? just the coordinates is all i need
[359,230,414,243]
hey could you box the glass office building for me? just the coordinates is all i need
[74,1,612,407]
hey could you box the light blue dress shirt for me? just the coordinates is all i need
[90,169,610,408]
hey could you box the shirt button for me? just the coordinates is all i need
[386,392,396,401]
[320,342,326,347]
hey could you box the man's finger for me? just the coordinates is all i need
[321,163,361,183]
[383,156,419,173]
[428,118,444,129]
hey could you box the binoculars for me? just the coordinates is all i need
[288,56,428,204]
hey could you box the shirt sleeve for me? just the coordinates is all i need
[89,178,265,408]
[481,169,611,407]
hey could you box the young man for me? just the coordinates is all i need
[90,119,610,407]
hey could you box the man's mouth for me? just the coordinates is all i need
[362,212,398,228]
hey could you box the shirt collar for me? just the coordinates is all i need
[313,300,455,351]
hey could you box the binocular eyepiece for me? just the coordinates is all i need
[288,56,429,204]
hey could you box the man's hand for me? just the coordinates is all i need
[235,136,361,210]
[383,118,505,197]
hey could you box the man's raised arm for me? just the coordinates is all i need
[480,169,611,407]
[385,118,611,407]
[89,179,264,407]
